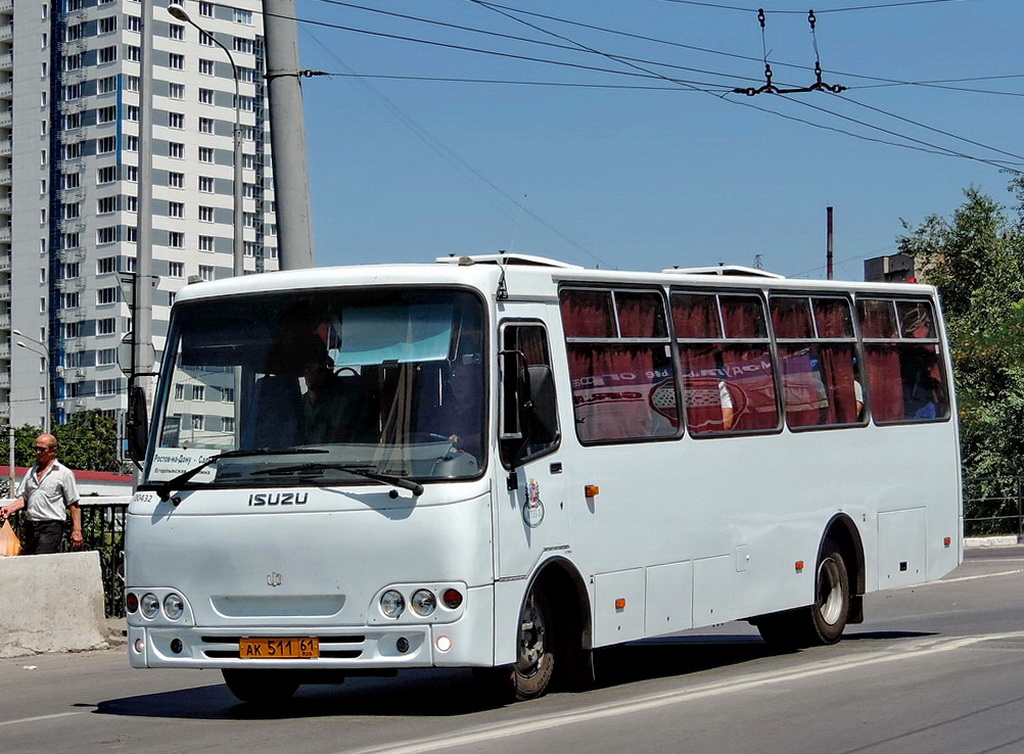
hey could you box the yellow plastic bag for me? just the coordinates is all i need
[1,519,21,557]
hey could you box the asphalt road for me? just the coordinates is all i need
[2,547,1023,754]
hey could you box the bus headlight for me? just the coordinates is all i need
[163,593,185,621]
[140,592,160,620]
[410,589,436,617]
[380,590,405,619]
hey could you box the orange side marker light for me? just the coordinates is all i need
[795,560,805,573]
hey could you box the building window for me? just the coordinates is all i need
[125,45,141,62]
[198,235,215,252]
[168,261,184,277]
[199,205,215,222]
[62,292,78,309]
[124,15,141,33]
[234,9,253,24]
[198,117,214,134]
[98,287,118,305]
[199,2,214,17]
[198,264,214,281]
[97,196,118,214]
[168,231,185,248]
[97,105,117,124]
[125,105,139,122]
[98,46,117,64]
[168,172,184,189]
[125,135,139,152]
[62,202,80,220]
[169,24,184,41]
[199,58,215,75]
[168,112,185,129]
[198,176,215,193]
[98,16,117,34]
[63,233,80,249]
[168,141,185,159]
[97,165,118,184]
[168,53,185,71]
[63,172,80,189]
[126,195,138,212]
[98,348,118,366]
[125,165,139,182]
[64,262,80,279]
[97,227,118,245]
[168,82,185,100]
[198,146,214,163]
[199,88,214,105]
[98,318,117,335]
[97,136,117,154]
[233,37,253,54]
[168,201,185,218]
[97,379,120,397]
[192,385,205,401]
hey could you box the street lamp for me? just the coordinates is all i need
[167,3,245,278]
[13,329,50,435]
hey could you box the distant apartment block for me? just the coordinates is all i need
[864,253,918,284]
[2,0,278,431]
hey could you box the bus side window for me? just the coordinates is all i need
[502,323,559,460]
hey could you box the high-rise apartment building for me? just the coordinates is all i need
[2,0,278,432]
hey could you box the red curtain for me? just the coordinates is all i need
[568,345,670,442]
[864,345,904,421]
[560,290,615,338]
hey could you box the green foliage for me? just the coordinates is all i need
[0,410,129,478]
[898,181,1024,531]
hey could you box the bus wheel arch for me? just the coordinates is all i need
[484,557,593,701]
[754,514,863,648]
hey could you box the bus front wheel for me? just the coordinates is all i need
[222,668,300,706]
[478,588,556,702]
[756,539,850,648]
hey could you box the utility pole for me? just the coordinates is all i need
[826,206,834,281]
[263,0,315,270]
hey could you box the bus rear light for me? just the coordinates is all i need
[442,588,463,609]
[795,561,805,573]
[435,635,452,653]
[133,638,145,654]
[585,485,600,498]
[614,598,626,610]
[944,537,952,547]
[126,592,139,614]
[140,593,160,619]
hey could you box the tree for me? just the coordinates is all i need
[898,182,1024,530]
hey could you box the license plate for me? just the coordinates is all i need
[239,637,319,659]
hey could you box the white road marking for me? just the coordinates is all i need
[0,710,86,728]
[344,631,1024,754]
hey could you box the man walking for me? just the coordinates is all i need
[0,434,81,554]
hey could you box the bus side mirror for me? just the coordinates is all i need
[523,364,557,446]
[126,385,150,464]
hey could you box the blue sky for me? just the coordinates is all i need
[293,0,1022,280]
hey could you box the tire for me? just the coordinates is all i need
[756,539,850,649]
[222,668,300,706]
[478,588,556,702]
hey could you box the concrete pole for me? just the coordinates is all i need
[134,0,156,390]
[263,0,315,269]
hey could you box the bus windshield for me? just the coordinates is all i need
[143,288,486,489]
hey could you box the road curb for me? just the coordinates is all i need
[964,535,1021,548]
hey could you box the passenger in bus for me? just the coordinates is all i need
[909,375,944,420]
[302,358,375,444]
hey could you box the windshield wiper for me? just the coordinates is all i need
[251,463,425,497]
[141,448,330,503]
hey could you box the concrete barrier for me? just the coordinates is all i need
[0,550,110,658]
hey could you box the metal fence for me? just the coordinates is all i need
[6,496,128,618]
[963,476,1024,539]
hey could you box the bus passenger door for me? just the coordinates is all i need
[496,321,568,578]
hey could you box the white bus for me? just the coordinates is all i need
[125,254,962,704]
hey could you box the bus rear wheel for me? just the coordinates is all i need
[222,668,300,706]
[756,539,850,648]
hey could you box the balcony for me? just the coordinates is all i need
[0,197,10,213]
[0,253,10,271]
[0,226,10,242]
[0,0,12,12]
[0,169,10,186]
[0,53,11,70]
[0,111,10,128]
[0,82,10,99]
[0,374,9,389]
[0,26,12,43]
